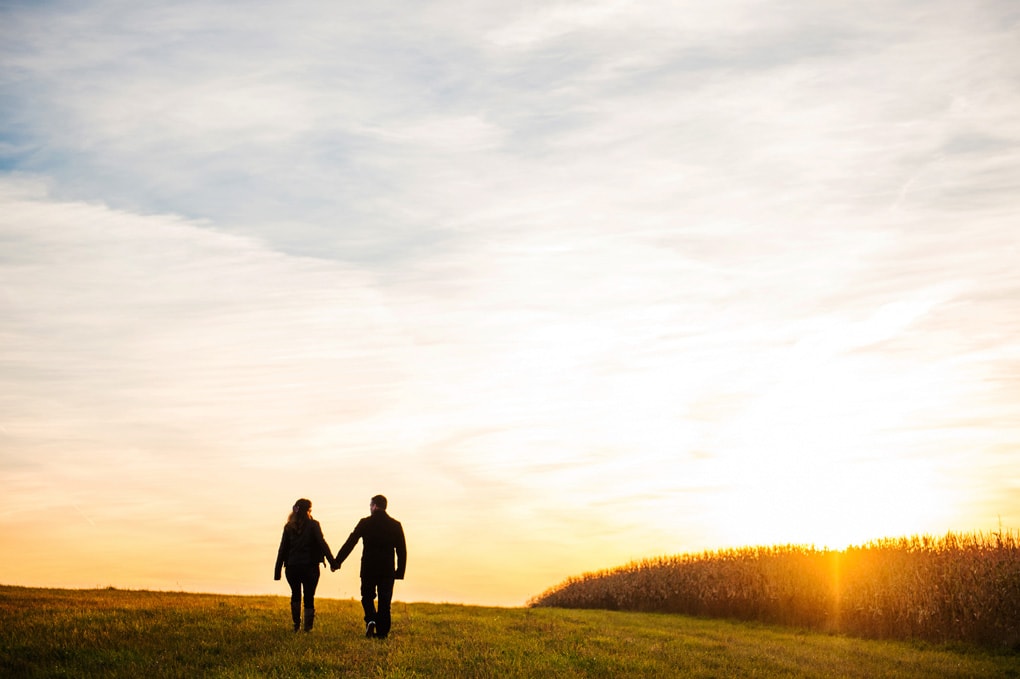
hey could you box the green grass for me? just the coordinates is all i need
[1,586,1017,678]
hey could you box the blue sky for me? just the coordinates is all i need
[1,0,1018,605]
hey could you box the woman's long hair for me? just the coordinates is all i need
[286,498,312,533]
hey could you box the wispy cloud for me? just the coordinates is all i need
[1,0,1018,604]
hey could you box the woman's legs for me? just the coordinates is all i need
[301,564,321,630]
[284,567,303,631]
[285,563,322,630]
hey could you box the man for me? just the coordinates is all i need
[334,494,407,639]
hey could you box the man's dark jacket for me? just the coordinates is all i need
[335,510,407,579]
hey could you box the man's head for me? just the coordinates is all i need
[370,494,388,512]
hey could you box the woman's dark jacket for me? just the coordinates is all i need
[274,518,334,579]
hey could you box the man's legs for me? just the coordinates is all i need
[375,578,395,638]
[360,576,378,635]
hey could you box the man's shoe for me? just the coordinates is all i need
[365,621,376,638]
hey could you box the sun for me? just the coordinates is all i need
[705,449,947,550]
[700,353,952,550]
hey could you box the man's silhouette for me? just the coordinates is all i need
[334,494,407,638]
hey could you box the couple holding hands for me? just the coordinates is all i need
[274,495,406,637]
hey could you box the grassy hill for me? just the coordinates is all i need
[2,585,1018,677]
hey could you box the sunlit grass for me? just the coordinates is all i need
[530,531,1020,648]
[1,585,1018,677]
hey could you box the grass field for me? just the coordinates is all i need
[1,586,1018,677]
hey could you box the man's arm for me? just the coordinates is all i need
[335,519,364,566]
[394,522,407,580]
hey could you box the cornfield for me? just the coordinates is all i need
[529,531,1020,647]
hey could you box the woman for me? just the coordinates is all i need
[274,498,337,631]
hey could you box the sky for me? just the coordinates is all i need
[1,0,1018,607]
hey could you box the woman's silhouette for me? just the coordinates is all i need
[274,498,337,631]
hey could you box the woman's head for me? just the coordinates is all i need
[287,498,312,530]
